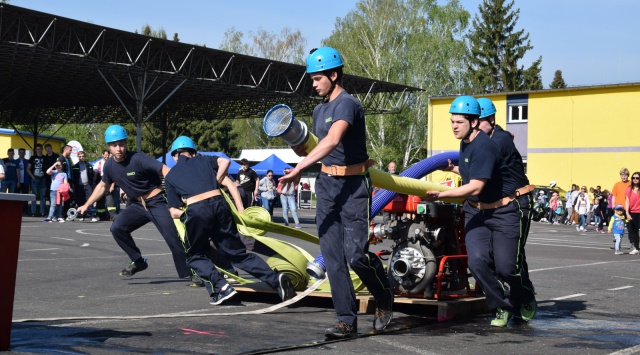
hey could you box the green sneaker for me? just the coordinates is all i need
[520,299,537,321]
[490,308,513,327]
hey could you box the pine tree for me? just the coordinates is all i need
[466,0,542,92]
[549,69,567,89]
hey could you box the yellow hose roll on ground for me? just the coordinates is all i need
[369,168,464,204]
[266,254,308,291]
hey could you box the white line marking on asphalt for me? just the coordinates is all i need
[50,237,75,241]
[526,242,611,250]
[530,237,613,245]
[75,229,162,241]
[612,276,640,281]
[370,337,440,355]
[75,229,111,237]
[608,344,640,355]
[551,294,585,300]
[18,252,172,262]
[530,259,640,273]
[23,248,61,252]
[607,286,633,291]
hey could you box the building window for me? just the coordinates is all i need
[506,94,529,123]
[508,104,528,122]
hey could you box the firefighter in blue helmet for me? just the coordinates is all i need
[425,96,537,327]
[77,125,193,283]
[280,47,394,339]
[163,136,296,305]
[476,97,536,317]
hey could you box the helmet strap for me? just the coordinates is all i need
[464,118,479,140]
[323,79,337,102]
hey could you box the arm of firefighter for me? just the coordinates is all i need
[216,157,230,185]
[221,175,244,213]
[160,164,171,178]
[169,207,184,219]
[425,178,486,202]
[77,180,111,215]
[281,120,349,185]
[442,159,459,175]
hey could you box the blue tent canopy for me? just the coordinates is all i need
[250,154,294,176]
[156,151,241,174]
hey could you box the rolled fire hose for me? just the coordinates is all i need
[173,191,365,292]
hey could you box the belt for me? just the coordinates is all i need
[185,189,221,206]
[321,159,375,176]
[135,187,163,210]
[468,184,536,210]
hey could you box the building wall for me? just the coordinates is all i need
[427,84,640,193]
[0,130,65,159]
[527,85,640,192]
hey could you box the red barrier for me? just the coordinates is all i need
[0,193,33,351]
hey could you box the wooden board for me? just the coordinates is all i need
[232,283,488,322]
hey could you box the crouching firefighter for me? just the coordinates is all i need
[164,136,297,305]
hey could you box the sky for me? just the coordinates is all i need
[7,0,640,88]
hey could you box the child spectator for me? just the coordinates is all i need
[548,192,560,224]
[554,197,564,224]
[608,205,627,255]
[44,161,68,223]
[575,188,591,232]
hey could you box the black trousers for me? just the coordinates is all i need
[627,212,640,250]
[181,196,279,295]
[75,184,93,216]
[464,194,536,311]
[315,172,392,327]
[109,194,190,278]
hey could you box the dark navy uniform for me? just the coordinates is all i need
[312,90,393,328]
[460,131,535,312]
[164,154,280,296]
[102,152,190,278]
[491,124,535,308]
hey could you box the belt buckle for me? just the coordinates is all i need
[329,165,338,175]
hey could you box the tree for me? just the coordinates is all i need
[323,0,470,168]
[220,27,306,64]
[140,24,167,40]
[549,69,567,89]
[219,27,308,150]
[466,0,542,92]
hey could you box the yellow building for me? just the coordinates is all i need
[0,128,66,158]
[427,82,640,193]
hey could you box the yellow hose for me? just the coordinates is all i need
[303,132,462,203]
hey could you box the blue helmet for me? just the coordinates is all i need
[449,96,481,116]
[170,136,196,156]
[306,47,344,74]
[104,125,128,143]
[477,98,497,119]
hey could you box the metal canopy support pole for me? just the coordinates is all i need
[136,76,144,153]
[98,68,187,153]
[162,106,167,165]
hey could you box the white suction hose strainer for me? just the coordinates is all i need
[263,104,309,146]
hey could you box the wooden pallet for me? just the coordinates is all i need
[233,283,488,322]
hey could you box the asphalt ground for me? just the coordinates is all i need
[7,207,640,355]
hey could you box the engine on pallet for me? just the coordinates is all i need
[371,195,471,299]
